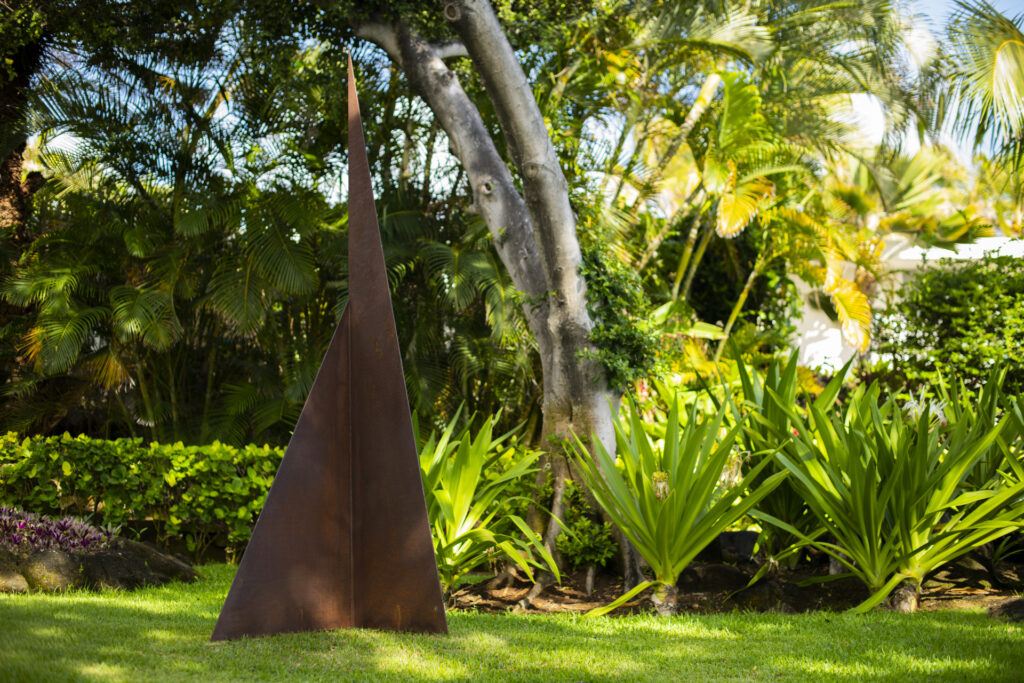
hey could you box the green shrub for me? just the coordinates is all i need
[759,379,1024,612]
[417,410,557,593]
[0,424,583,575]
[555,482,618,571]
[872,253,1024,394]
[570,395,787,615]
[0,433,281,558]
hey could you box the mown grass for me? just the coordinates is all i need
[1,564,1022,681]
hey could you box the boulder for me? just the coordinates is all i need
[22,549,82,591]
[3,536,195,593]
[118,539,197,583]
[79,539,197,589]
[0,548,28,594]
[719,531,758,564]
[79,548,156,590]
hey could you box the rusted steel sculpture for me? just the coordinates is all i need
[211,56,448,641]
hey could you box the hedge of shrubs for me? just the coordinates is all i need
[0,433,281,558]
[872,253,1024,394]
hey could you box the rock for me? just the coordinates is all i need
[79,549,155,590]
[989,598,1024,622]
[4,537,195,593]
[22,549,81,592]
[886,580,920,613]
[118,538,197,583]
[0,548,28,594]
[79,539,197,589]
[694,541,723,564]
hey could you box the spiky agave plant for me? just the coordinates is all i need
[417,410,557,595]
[570,395,786,615]
[760,381,1024,612]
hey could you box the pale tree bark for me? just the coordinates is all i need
[357,0,628,585]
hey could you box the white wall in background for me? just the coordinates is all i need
[794,235,1024,373]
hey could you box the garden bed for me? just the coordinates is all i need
[451,560,1024,615]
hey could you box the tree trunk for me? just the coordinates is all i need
[887,579,920,613]
[651,583,678,616]
[584,564,597,596]
[357,1,616,579]
[670,206,706,299]
[679,220,715,302]
[713,256,765,362]
[1,38,44,241]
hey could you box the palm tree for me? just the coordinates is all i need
[942,0,1024,168]
[937,0,1024,226]
[552,0,917,360]
[2,27,537,442]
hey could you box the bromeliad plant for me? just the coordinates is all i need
[570,395,787,616]
[760,381,1024,612]
[417,411,558,595]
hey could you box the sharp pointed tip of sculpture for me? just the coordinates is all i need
[347,55,361,121]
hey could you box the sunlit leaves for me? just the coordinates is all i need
[24,307,108,374]
[571,395,786,612]
[80,349,132,390]
[418,411,557,591]
[946,1,1024,158]
[205,266,267,336]
[715,72,770,154]
[760,375,1024,611]
[716,176,775,238]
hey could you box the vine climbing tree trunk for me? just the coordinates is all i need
[356,0,620,589]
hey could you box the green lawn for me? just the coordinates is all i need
[1,564,1022,682]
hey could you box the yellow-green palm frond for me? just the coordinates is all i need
[716,176,775,238]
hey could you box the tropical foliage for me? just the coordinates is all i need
[2,0,1024,620]
[570,395,787,615]
[417,411,558,593]
[873,253,1024,394]
[756,374,1024,612]
[0,506,112,555]
[729,353,846,566]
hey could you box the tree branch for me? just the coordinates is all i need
[435,41,469,60]
[357,20,548,301]
[355,23,402,65]
[445,0,589,323]
[355,24,467,62]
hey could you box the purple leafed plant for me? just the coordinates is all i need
[0,507,113,555]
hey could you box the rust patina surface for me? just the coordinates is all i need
[210,56,447,641]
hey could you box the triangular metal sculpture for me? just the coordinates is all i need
[211,56,448,641]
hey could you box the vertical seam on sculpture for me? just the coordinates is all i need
[347,56,357,627]
[346,304,355,624]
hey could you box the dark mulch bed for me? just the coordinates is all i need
[449,560,1024,615]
